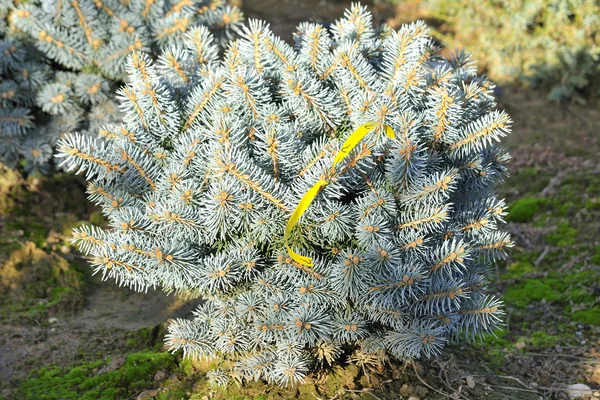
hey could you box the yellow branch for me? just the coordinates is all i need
[166,0,193,16]
[397,208,448,230]
[369,275,414,292]
[430,247,465,272]
[120,150,156,190]
[62,145,124,173]
[340,52,369,90]
[308,26,323,73]
[433,90,453,142]
[165,52,189,83]
[449,117,509,151]
[184,79,223,130]
[70,0,101,49]
[423,287,463,300]
[277,255,322,280]
[460,306,499,315]
[219,159,289,212]
[122,87,148,130]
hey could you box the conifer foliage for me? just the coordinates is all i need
[0,1,51,170]
[57,4,513,387]
[1,0,242,171]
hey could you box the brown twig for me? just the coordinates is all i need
[435,357,472,400]
[345,389,382,400]
[409,362,455,399]
[534,246,550,266]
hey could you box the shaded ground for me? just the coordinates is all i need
[241,0,375,39]
[1,2,599,399]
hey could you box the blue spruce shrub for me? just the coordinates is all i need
[57,4,513,387]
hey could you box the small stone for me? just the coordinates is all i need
[555,345,563,353]
[413,361,424,375]
[408,397,420,400]
[515,341,526,350]
[566,384,592,399]
[485,375,499,385]
[60,245,71,254]
[466,376,475,389]
[168,372,181,382]
[154,370,168,382]
[48,317,58,324]
[136,390,158,400]
[591,366,600,384]
[399,384,411,396]
[592,391,599,398]
[96,354,125,375]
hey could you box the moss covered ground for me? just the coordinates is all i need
[0,167,97,325]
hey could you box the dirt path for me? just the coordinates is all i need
[71,273,197,331]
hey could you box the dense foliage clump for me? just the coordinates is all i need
[423,0,600,101]
[58,4,512,387]
[0,0,242,171]
[0,1,52,170]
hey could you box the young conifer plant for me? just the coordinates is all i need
[57,4,513,387]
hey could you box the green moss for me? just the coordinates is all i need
[124,325,166,352]
[18,351,177,400]
[501,261,535,279]
[502,168,550,200]
[156,388,187,399]
[200,379,299,400]
[529,331,560,347]
[124,339,138,349]
[0,166,29,215]
[57,215,85,239]
[479,329,510,348]
[179,359,195,377]
[3,220,49,248]
[584,197,600,210]
[545,222,578,247]
[571,306,600,325]
[590,246,600,265]
[321,365,360,398]
[504,279,561,308]
[506,197,542,223]
[562,270,599,285]
[88,211,108,227]
[0,242,85,323]
[564,287,594,304]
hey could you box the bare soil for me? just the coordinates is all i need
[0,271,197,393]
